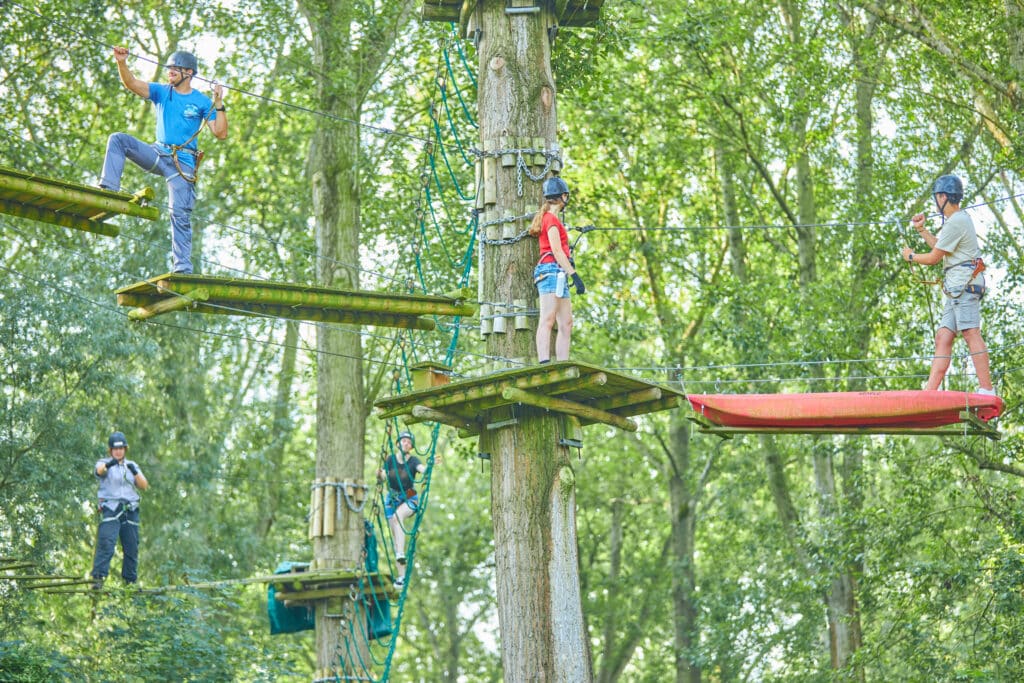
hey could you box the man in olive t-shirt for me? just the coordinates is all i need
[901,174,994,395]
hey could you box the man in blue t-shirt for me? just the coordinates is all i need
[100,47,228,274]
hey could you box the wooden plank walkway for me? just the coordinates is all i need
[116,273,477,329]
[0,165,158,236]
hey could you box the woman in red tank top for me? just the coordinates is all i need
[529,177,586,363]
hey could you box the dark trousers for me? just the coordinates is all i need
[91,505,140,583]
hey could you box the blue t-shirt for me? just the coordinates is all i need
[148,83,216,168]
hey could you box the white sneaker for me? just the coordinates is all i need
[977,388,997,397]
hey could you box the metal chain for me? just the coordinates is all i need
[516,150,556,196]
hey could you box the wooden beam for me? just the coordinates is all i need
[541,371,608,397]
[22,578,97,589]
[127,288,209,321]
[0,574,78,581]
[591,387,661,411]
[410,404,478,431]
[609,395,681,419]
[0,199,120,236]
[118,295,437,330]
[0,171,159,221]
[0,562,35,571]
[422,0,461,22]
[148,279,476,318]
[501,387,637,432]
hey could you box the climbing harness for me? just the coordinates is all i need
[942,257,986,299]
[169,119,207,184]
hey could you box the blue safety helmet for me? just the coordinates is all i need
[396,430,415,447]
[165,50,198,75]
[933,174,963,204]
[108,431,128,449]
[542,176,570,200]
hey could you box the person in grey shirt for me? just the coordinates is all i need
[901,174,995,395]
[91,431,149,588]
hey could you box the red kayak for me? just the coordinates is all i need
[687,391,1003,429]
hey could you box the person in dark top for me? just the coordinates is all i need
[91,431,149,588]
[377,430,439,588]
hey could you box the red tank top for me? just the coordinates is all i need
[537,212,569,264]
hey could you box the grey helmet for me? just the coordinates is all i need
[396,430,415,447]
[933,175,964,204]
[165,50,198,75]
[542,176,570,199]
[108,431,128,449]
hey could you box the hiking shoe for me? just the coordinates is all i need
[394,576,405,589]
[977,387,998,397]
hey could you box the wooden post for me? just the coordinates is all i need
[323,478,337,537]
[311,480,324,538]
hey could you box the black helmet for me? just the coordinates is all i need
[165,50,198,74]
[396,430,415,447]
[108,431,128,449]
[542,176,570,199]
[933,175,963,204]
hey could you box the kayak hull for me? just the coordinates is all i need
[686,391,1003,429]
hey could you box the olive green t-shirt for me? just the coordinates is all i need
[935,210,979,289]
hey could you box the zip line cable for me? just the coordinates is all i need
[579,191,1024,234]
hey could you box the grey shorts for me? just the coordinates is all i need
[940,289,982,332]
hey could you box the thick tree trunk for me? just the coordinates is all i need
[298,0,363,674]
[475,2,592,679]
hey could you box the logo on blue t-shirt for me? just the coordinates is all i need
[182,104,204,121]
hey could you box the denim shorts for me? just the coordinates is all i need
[384,491,419,519]
[534,262,570,298]
[940,289,982,332]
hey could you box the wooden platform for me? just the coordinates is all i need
[0,165,158,236]
[258,567,396,603]
[115,274,478,329]
[422,0,604,29]
[375,361,685,436]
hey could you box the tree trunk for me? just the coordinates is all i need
[298,0,364,674]
[255,320,299,539]
[669,422,701,683]
[716,144,746,282]
[475,2,592,679]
